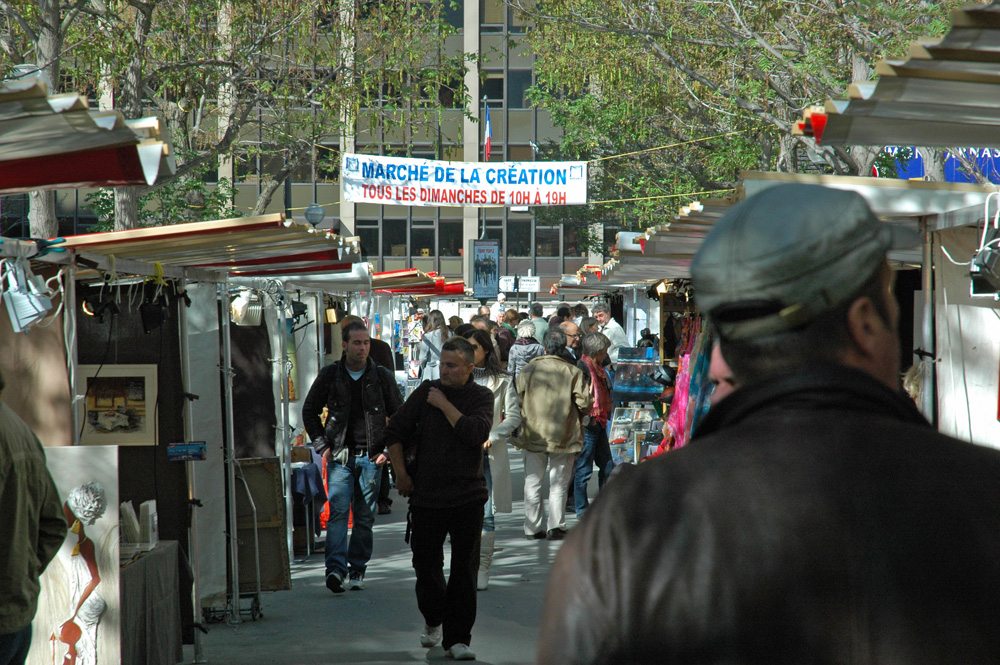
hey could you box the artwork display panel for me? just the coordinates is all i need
[76,365,158,445]
[30,445,121,665]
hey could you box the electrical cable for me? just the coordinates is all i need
[940,246,971,266]
[77,311,117,442]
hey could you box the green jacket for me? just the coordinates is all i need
[515,355,592,454]
[0,402,67,633]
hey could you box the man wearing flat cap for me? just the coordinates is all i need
[538,184,1000,665]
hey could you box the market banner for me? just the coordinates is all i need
[341,153,587,207]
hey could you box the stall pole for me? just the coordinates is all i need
[920,218,937,425]
[275,297,294,565]
[315,292,325,370]
[178,276,206,662]
[218,282,242,624]
[66,259,81,444]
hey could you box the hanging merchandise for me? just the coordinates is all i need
[2,257,56,333]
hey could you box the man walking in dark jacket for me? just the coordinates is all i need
[539,184,1000,664]
[385,337,494,661]
[302,321,402,593]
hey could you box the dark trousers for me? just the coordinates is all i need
[410,501,483,649]
[0,625,31,665]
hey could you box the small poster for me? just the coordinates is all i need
[472,239,500,300]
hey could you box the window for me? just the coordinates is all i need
[439,76,464,108]
[509,145,534,162]
[564,225,587,256]
[483,72,503,108]
[507,220,531,256]
[481,0,504,31]
[508,70,532,108]
[440,220,463,256]
[509,3,531,33]
[443,0,463,28]
[603,224,621,260]
[484,225,503,253]
[317,145,339,182]
[357,224,379,259]
[536,226,559,257]
[442,144,463,162]
[412,226,435,257]
[382,218,407,256]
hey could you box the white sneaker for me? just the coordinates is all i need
[446,643,476,660]
[348,572,364,590]
[420,624,442,648]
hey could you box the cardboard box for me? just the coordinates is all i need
[391,244,406,256]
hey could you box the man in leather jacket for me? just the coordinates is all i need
[302,321,402,593]
[539,184,1000,664]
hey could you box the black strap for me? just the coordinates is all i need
[424,337,441,359]
[404,507,413,544]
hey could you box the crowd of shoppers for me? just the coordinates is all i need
[301,299,627,659]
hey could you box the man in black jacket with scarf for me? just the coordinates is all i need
[385,337,493,661]
[302,321,402,594]
[539,184,1000,665]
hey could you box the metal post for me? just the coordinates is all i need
[177,277,206,662]
[921,218,936,425]
[275,296,294,566]
[66,260,80,444]
[218,282,241,624]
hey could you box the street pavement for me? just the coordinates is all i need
[184,455,583,665]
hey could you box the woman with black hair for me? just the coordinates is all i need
[460,328,519,590]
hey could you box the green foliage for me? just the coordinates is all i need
[518,0,967,246]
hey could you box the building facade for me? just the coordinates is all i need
[232,0,605,295]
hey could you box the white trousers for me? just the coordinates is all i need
[523,451,576,535]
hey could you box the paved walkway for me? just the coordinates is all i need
[184,456,582,665]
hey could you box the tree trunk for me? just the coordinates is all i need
[114,2,155,230]
[28,0,62,238]
[216,0,235,194]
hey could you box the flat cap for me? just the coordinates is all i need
[691,184,918,340]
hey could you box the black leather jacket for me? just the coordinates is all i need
[301,358,402,458]
[539,364,1000,665]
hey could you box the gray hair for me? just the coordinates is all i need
[581,332,611,357]
[543,329,567,355]
[67,482,107,525]
[591,302,611,315]
[516,320,537,339]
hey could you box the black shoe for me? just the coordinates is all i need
[526,531,546,540]
[378,501,392,515]
[326,572,345,594]
[546,528,568,541]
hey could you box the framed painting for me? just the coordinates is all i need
[77,364,158,445]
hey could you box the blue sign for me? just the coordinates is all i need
[878,146,1000,184]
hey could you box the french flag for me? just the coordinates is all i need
[484,103,492,162]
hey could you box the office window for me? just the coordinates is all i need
[603,224,621,260]
[564,224,587,256]
[357,224,379,259]
[484,225,503,253]
[481,0,504,31]
[509,3,531,33]
[440,220,462,256]
[536,226,559,257]
[507,220,531,256]
[317,145,339,182]
[508,70,532,108]
[442,144,463,162]
[382,218,407,256]
[443,0,463,28]
[412,226,435,257]
[509,145,534,161]
[483,72,503,108]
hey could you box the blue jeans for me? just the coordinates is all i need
[483,453,495,533]
[325,454,382,577]
[574,423,614,518]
